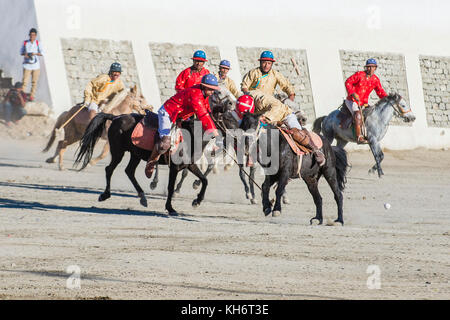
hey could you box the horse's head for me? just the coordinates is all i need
[128,84,152,114]
[240,111,261,132]
[210,85,235,114]
[387,93,416,123]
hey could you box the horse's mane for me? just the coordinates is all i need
[102,89,128,113]
[364,93,401,117]
[375,93,400,107]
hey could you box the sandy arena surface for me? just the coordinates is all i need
[0,119,449,300]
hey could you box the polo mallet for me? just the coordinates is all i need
[57,103,87,131]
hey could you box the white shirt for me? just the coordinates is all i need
[20,40,43,70]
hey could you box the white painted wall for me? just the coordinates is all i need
[8,0,450,149]
[0,0,51,105]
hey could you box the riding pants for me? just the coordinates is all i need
[344,99,359,115]
[157,105,172,137]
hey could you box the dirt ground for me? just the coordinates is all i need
[0,117,449,300]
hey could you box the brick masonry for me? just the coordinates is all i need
[340,50,411,126]
[236,47,315,121]
[149,43,221,105]
[420,56,450,128]
[61,38,141,105]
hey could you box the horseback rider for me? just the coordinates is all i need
[144,74,221,178]
[344,58,387,144]
[84,62,125,121]
[175,50,210,93]
[241,50,295,101]
[241,51,325,166]
[214,60,240,99]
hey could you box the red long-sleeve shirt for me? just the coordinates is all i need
[175,67,210,93]
[163,85,217,134]
[345,71,387,106]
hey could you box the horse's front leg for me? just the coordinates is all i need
[187,164,208,208]
[368,139,384,177]
[150,164,159,190]
[174,168,188,194]
[262,175,276,216]
[249,166,257,204]
[165,164,180,216]
[272,170,289,217]
[193,164,213,190]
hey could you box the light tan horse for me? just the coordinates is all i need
[43,85,151,170]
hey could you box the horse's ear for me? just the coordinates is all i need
[130,84,138,96]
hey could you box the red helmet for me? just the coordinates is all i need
[235,95,255,119]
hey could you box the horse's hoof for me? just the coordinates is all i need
[310,218,322,225]
[46,158,56,164]
[58,167,65,171]
[263,207,272,216]
[250,198,257,205]
[272,210,281,217]
[89,160,97,166]
[150,182,158,190]
[224,164,232,171]
[192,199,200,208]
[334,219,344,226]
[98,193,110,202]
[139,194,148,208]
[168,210,178,216]
[192,181,200,190]
[282,196,290,205]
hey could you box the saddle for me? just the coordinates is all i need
[131,110,183,154]
[277,126,323,156]
[131,110,159,151]
[337,102,374,140]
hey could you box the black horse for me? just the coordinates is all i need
[240,112,349,225]
[74,112,210,215]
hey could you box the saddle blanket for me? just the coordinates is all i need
[131,119,158,151]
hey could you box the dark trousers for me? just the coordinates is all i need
[2,101,27,122]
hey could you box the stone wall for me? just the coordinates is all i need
[149,43,221,104]
[61,38,141,105]
[340,50,411,126]
[420,56,450,128]
[236,47,315,121]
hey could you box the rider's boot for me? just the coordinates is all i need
[290,128,326,167]
[145,136,170,179]
[354,110,368,144]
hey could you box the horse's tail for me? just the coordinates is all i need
[312,116,325,134]
[42,112,68,153]
[74,113,115,170]
[332,146,349,191]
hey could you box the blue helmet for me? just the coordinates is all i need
[109,62,122,73]
[201,74,219,90]
[365,58,377,66]
[219,60,231,69]
[258,50,275,62]
[193,50,207,61]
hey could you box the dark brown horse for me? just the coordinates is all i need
[74,112,211,215]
